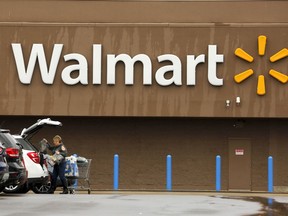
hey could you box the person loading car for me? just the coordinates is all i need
[43,135,68,194]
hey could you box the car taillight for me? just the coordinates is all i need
[27,152,40,164]
[6,148,19,158]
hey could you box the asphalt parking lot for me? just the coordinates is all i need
[1,191,288,216]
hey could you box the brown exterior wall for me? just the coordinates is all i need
[0,1,287,117]
[0,1,287,24]
[0,26,287,117]
[0,1,287,191]
[3,116,288,191]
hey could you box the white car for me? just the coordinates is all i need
[4,118,62,193]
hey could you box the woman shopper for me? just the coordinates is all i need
[43,135,68,194]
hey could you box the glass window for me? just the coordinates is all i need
[15,138,38,151]
[0,133,18,148]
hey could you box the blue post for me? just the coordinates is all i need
[114,154,119,190]
[166,155,172,191]
[216,155,221,191]
[268,156,273,192]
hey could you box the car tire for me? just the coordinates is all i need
[4,182,30,194]
[31,182,51,194]
[19,183,30,193]
[4,184,22,193]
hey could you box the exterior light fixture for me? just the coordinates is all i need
[236,97,241,105]
[226,100,230,107]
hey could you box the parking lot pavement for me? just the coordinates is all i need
[1,191,288,216]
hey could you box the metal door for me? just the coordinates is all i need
[228,138,251,191]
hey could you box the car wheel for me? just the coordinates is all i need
[0,186,5,193]
[4,184,22,193]
[4,182,30,194]
[31,182,51,194]
[19,183,30,193]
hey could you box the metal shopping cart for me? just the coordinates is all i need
[66,159,92,194]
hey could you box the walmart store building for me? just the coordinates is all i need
[0,0,288,192]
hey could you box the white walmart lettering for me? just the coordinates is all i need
[11,44,224,86]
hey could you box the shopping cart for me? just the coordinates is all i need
[66,159,92,194]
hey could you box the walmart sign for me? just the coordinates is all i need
[11,44,224,86]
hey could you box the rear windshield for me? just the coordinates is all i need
[0,133,19,148]
[15,138,38,151]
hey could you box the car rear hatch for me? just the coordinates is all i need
[20,118,62,140]
[18,118,62,171]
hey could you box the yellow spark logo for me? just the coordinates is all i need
[234,35,288,96]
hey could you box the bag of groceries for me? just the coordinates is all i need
[65,155,79,177]
[50,153,64,165]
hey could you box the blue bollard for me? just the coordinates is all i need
[268,156,273,192]
[216,155,221,191]
[114,154,119,190]
[166,155,172,191]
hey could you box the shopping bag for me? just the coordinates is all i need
[50,153,64,165]
[65,155,79,177]
[39,139,48,153]
[77,156,88,163]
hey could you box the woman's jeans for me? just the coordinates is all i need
[51,160,68,191]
